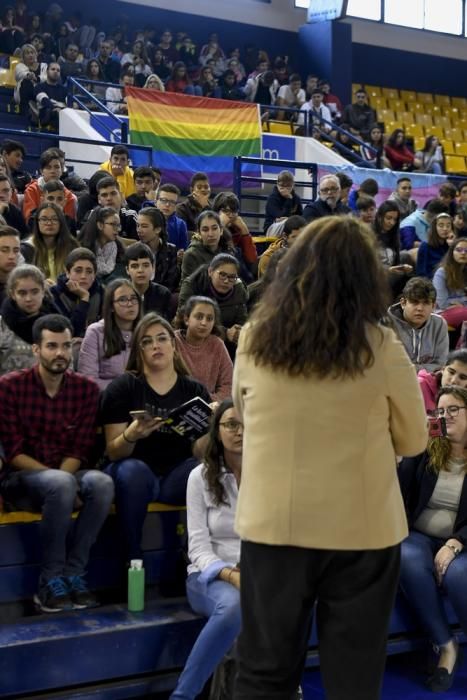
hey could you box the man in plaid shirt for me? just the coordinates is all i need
[0,315,114,613]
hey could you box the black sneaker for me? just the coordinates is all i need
[33,576,74,613]
[66,574,99,609]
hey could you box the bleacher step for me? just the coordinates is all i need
[0,597,203,698]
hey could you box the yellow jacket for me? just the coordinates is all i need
[99,160,135,199]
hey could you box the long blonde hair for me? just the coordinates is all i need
[428,386,467,473]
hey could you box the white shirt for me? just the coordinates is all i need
[187,463,240,581]
[298,101,332,131]
[277,85,306,108]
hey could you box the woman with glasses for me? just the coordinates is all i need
[178,254,247,355]
[232,216,427,699]
[181,211,233,282]
[433,237,467,339]
[77,279,141,390]
[78,206,127,284]
[21,202,78,283]
[101,312,211,559]
[399,386,467,692]
[174,296,233,403]
[0,264,58,374]
[170,399,242,700]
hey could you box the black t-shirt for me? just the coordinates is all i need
[100,373,210,476]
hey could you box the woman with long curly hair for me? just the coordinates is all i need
[399,386,467,691]
[21,201,77,282]
[169,399,242,700]
[433,236,467,335]
[232,216,428,699]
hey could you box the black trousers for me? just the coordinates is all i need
[234,541,400,700]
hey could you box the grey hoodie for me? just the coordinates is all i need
[387,303,449,372]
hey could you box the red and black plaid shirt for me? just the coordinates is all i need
[0,366,99,470]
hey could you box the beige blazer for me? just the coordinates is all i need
[233,324,428,550]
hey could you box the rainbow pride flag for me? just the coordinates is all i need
[126,87,262,189]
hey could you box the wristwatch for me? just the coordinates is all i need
[444,543,462,556]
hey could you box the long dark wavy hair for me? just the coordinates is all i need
[441,236,467,290]
[102,278,141,358]
[246,216,389,378]
[203,399,237,506]
[428,386,467,474]
[126,311,189,376]
[78,206,119,254]
[31,202,78,278]
[427,213,452,248]
[373,200,401,266]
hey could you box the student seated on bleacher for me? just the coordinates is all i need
[384,129,420,172]
[27,179,77,235]
[124,242,172,319]
[341,88,376,139]
[0,225,21,306]
[258,215,305,278]
[400,199,449,261]
[262,170,303,235]
[211,192,258,281]
[99,145,136,200]
[50,248,103,338]
[181,211,233,282]
[105,67,134,115]
[21,202,78,283]
[93,177,137,240]
[174,296,233,403]
[398,386,467,692]
[416,213,452,279]
[415,135,445,175]
[78,206,128,284]
[176,172,213,236]
[126,166,161,213]
[136,208,180,292]
[388,177,418,220]
[23,148,77,224]
[0,264,58,374]
[32,62,67,131]
[0,140,32,194]
[0,174,28,238]
[178,254,248,355]
[296,89,333,137]
[156,184,189,252]
[101,312,211,560]
[355,195,377,226]
[169,400,241,700]
[418,349,467,414]
[0,314,114,613]
[78,278,141,391]
[387,277,449,373]
[373,201,413,301]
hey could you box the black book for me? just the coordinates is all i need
[163,397,212,439]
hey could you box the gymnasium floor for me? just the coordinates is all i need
[302,647,467,698]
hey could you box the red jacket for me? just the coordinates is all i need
[23,179,77,223]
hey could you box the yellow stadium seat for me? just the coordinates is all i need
[452,97,467,109]
[416,114,434,127]
[425,126,444,139]
[381,87,399,99]
[264,121,294,135]
[370,96,388,109]
[396,111,415,125]
[445,155,467,173]
[455,143,467,156]
[445,127,464,141]
[385,121,404,134]
[443,107,459,120]
[428,105,442,116]
[405,124,425,138]
[377,108,395,122]
[414,137,426,150]
[400,90,417,102]
[365,85,382,97]
[407,102,426,114]
[442,140,455,155]
[388,99,406,111]
[417,92,434,104]
[434,94,451,106]
[434,115,451,129]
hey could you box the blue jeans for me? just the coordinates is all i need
[1,469,114,586]
[105,457,198,559]
[170,572,241,700]
[399,530,467,645]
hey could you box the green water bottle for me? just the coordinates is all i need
[128,559,145,612]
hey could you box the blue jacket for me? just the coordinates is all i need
[400,210,429,249]
[166,213,189,250]
[416,242,449,279]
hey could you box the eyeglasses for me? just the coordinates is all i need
[114,295,139,306]
[433,405,467,418]
[104,221,121,230]
[219,419,243,432]
[140,334,172,349]
[320,187,339,194]
[157,197,177,206]
[455,247,467,254]
[38,217,59,224]
[217,271,238,283]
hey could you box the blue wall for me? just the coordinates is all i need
[352,43,467,98]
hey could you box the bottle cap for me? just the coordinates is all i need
[130,559,143,570]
